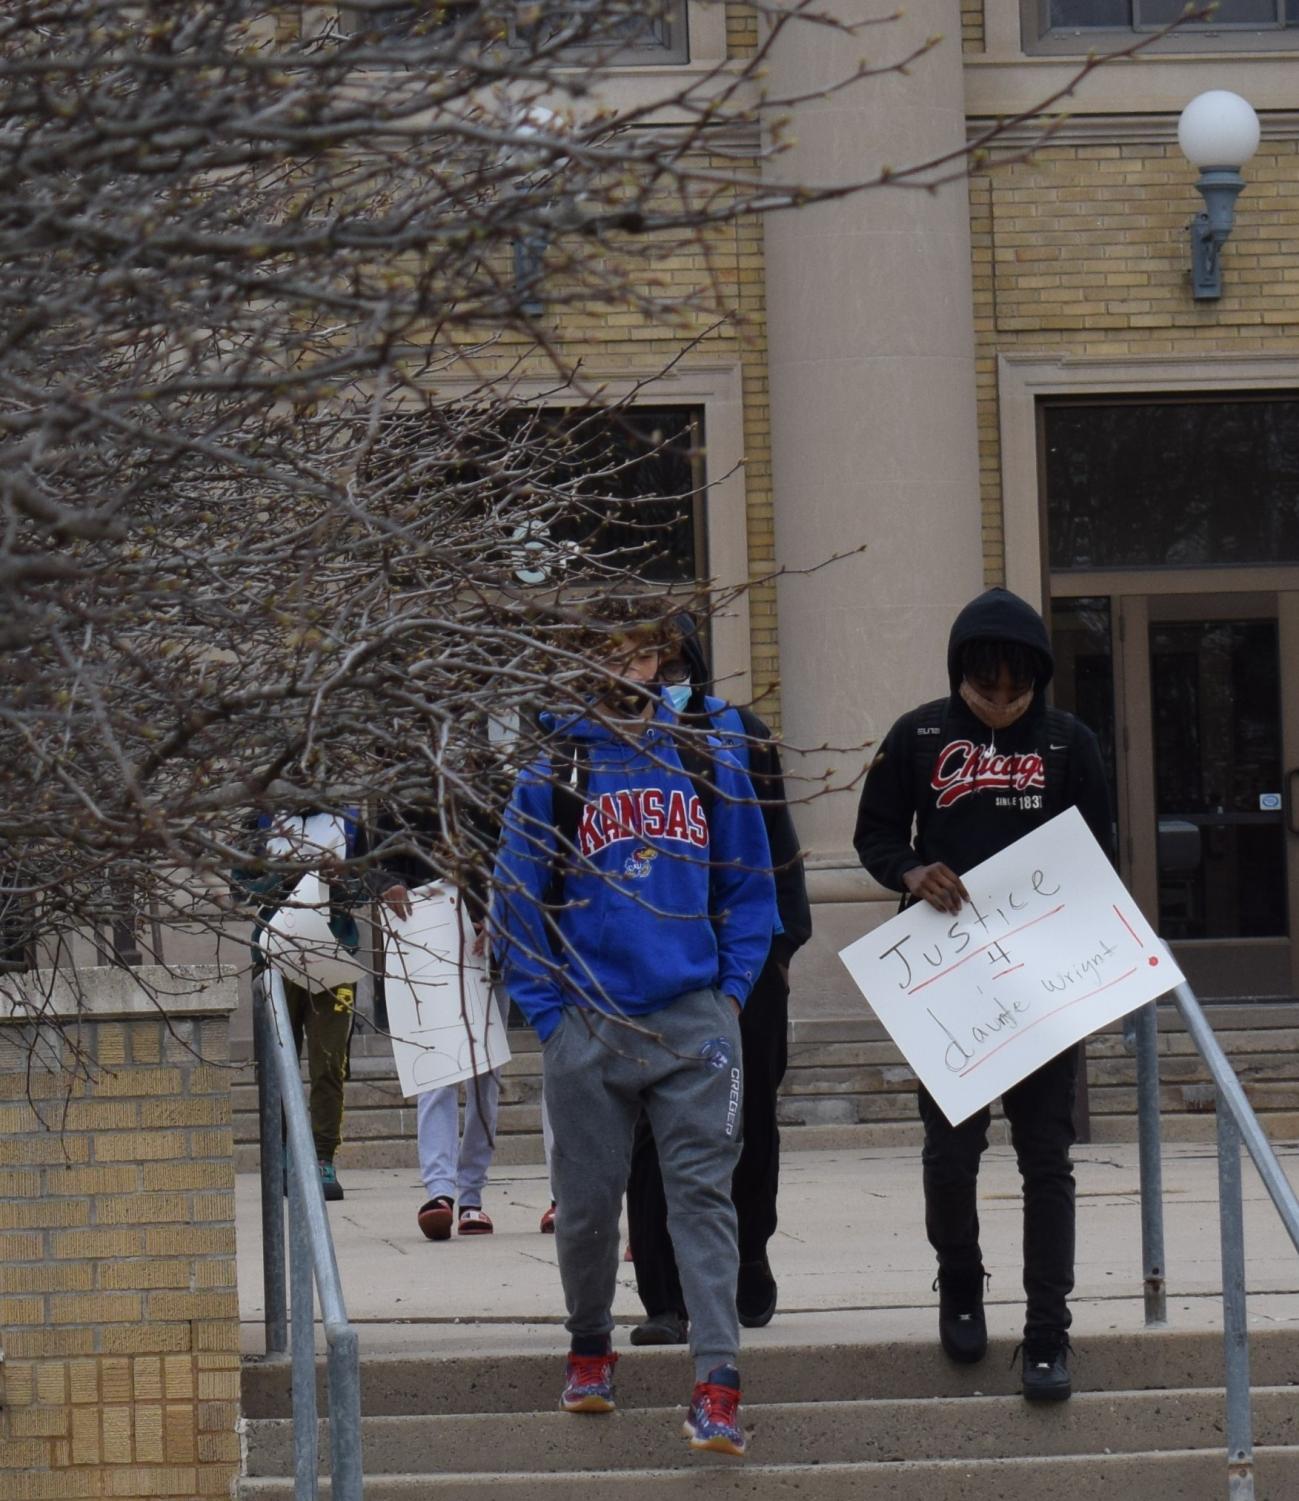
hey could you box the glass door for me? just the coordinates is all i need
[1116,592,1299,998]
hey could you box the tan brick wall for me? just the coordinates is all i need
[0,1012,239,1499]
[961,0,985,53]
[725,1,759,59]
[970,137,1299,582]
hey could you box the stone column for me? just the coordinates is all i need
[763,1,983,1011]
[0,965,240,1501]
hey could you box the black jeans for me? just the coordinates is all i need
[627,950,790,1318]
[917,1044,1079,1340]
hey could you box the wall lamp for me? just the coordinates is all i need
[1177,90,1260,302]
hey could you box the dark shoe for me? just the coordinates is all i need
[630,1311,688,1346]
[935,1267,988,1364]
[318,1160,344,1202]
[1020,1332,1073,1402]
[417,1195,454,1242]
[736,1258,778,1328]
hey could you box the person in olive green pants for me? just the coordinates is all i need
[282,977,355,1198]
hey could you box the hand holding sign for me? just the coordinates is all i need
[839,808,1183,1125]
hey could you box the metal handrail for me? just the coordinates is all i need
[254,969,364,1501]
[1133,981,1299,1501]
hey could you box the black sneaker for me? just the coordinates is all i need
[1020,1332,1072,1402]
[737,1257,777,1328]
[934,1267,988,1364]
[318,1160,344,1202]
[630,1311,688,1346]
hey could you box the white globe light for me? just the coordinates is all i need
[1177,91,1260,171]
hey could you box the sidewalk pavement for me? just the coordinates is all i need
[235,1140,1299,1360]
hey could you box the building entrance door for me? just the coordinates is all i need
[1054,590,1299,1000]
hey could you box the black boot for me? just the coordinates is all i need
[1021,1331,1072,1402]
[736,1257,778,1328]
[934,1266,988,1364]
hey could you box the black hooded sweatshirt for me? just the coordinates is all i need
[853,588,1113,892]
[674,616,812,958]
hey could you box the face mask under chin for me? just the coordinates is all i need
[959,678,1034,731]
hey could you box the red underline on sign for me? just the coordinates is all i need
[908,905,1067,996]
[957,965,1141,1079]
[1114,905,1143,948]
[989,964,1025,981]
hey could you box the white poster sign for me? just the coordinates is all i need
[383,882,510,1098]
[839,807,1183,1125]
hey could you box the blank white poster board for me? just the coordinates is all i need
[383,882,510,1098]
[839,808,1183,1125]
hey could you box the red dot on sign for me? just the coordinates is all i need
[1148,956,1159,966]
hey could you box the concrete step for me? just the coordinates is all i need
[241,1385,1299,1476]
[240,1329,1299,1418]
[236,1447,1299,1499]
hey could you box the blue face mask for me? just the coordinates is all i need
[662,682,692,714]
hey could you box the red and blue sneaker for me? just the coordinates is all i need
[682,1364,746,1456]
[560,1349,618,1413]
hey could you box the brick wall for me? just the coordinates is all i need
[970,137,1299,582]
[961,0,984,53]
[0,969,240,1500]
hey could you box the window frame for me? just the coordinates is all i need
[1020,0,1299,52]
[339,1,691,67]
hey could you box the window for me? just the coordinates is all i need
[343,2,689,63]
[1042,396,1299,571]
[1023,0,1299,51]
[370,404,706,586]
[514,406,705,583]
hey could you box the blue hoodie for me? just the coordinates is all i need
[492,702,776,1042]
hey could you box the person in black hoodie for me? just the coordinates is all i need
[626,615,812,1343]
[854,588,1112,1403]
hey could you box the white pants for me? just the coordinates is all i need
[417,1072,501,1205]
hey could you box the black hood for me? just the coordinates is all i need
[946,588,1054,693]
[672,612,713,713]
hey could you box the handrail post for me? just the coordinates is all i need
[289,1159,320,1499]
[1216,1092,1254,1501]
[326,1323,364,1501]
[254,973,288,1354]
[1132,1001,1167,1325]
[263,967,364,1499]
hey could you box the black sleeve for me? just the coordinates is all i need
[371,801,498,922]
[735,708,811,953]
[1067,721,1116,864]
[853,713,924,894]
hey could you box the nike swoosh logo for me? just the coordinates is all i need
[1049,744,1068,751]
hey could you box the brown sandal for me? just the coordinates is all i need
[458,1205,494,1235]
[417,1196,454,1242]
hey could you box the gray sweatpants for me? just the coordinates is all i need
[542,987,744,1380]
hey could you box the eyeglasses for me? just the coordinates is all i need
[656,659,690,684]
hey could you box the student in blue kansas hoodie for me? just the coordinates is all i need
[492,618,775,1457]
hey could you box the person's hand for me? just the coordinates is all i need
[724,993,741,1017]
[318,852,345,880]
[382,883,412,921]
[902,863,969,916]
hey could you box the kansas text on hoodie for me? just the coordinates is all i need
[492,705,777,1042]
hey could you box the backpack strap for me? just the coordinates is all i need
[542,741,588,939]
[908,698,951,793]
[673,731,717,831]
